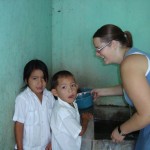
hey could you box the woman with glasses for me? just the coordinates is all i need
[92,24,150,150]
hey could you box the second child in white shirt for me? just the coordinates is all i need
[50,70,92,150]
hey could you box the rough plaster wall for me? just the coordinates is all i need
[52,0,150,106]
[0,1,52,149]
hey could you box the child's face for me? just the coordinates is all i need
[26,69,46,96]
[52,76,78,105]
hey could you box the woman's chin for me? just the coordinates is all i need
[104,60,110,64]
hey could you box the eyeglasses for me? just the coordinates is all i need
[96,41,111,53]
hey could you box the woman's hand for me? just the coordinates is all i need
[91,85,123,100]
[91,89,102,100]
[111,127,125,143]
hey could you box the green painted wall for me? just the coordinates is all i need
[1,0,150,149]
[0,1,52,149]
[52,0,150,106]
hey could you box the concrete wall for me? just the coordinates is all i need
[1,0,150,149]
[0,1,52,149]
[52,0,150,106]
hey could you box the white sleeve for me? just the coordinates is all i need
[62,116,82,139]
[145,56,150,76]
[13,95,27,123]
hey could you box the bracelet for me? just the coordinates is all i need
[118,126,126,136]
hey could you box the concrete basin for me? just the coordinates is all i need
[94,105,139,140]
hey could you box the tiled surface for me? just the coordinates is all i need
[92,140,135,150]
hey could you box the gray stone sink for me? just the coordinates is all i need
[94,105,139,141]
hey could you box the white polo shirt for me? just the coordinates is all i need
[13,87,55,150]
[50,98,82,150]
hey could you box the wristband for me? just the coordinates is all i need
[118,126,126,136]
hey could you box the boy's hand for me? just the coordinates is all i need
[79,112,93,136]
[81,112,93,121]
[45,142,52,150]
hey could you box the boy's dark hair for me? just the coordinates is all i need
[51,70,75,90]
[23,59,49,85]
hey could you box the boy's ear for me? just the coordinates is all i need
[25,79,28,84]
[51,89,58,97]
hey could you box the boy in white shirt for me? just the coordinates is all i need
[50,70,92,150]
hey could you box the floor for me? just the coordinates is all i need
[81,119,136,150]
